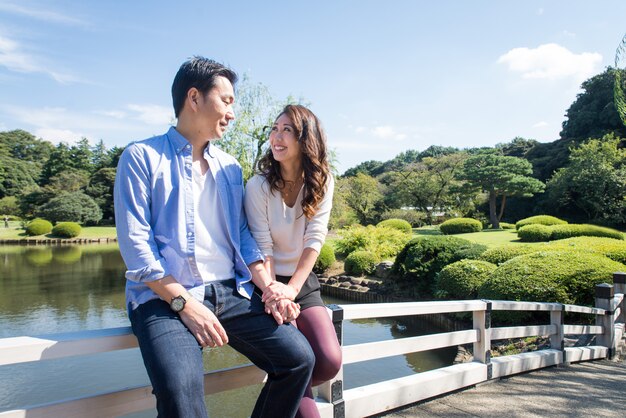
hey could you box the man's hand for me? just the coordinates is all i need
[179,298,228,348]
[262,281,298,304]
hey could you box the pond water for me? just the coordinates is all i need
[0,244,456,417]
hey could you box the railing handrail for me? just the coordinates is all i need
[1,274,625,418]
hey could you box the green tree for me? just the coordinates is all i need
[495,137,539,158]
[342,173,384,224]
[0,196,19,216]
[560,68,626,142]
[460,153,545,228]
[37,191,102,224]
[382,153,469,222]
[546,134,626,226]
[91,139,112,170]
[40,142,73,183]
[217,76,290,181]
[86,167,117,221]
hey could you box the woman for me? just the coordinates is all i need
[244,104,341,418]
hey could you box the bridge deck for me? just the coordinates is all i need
[376,359,626,418]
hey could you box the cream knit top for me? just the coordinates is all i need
[244,175,334,276]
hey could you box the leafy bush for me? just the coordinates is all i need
[390,236,482,298]
[546,236,626,264]
[517,224,553,242]
[25,218,52,236]
[479,244,546,265]
[51,222,82,238]
[344,250,380,276]
[376,218,412,234]
[479,251,626,308]
[380,209,425,227]
[335,224,412,259]
[515,215,567,230]
[550,224,624,241]
[499,222,516,230]
[439,218,482,234]
[37,191,102,225]
[314,243,336,273]
[436,259,497,299]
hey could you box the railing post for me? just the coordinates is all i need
[614,272,626,324]
[550,304,565,363]
[320,304,345,418]
[595,283,616,360]
[473,300,492,379]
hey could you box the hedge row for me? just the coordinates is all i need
[518,223,624,242]
[439,218,483,235]
[515,215,567,230]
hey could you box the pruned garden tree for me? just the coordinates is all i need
[459,152,545,229]
[342,173,384,225]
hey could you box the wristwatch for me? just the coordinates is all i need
[170,293,190,313]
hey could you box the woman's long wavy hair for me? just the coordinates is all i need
[256,104,330,220]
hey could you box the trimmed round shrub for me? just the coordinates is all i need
[51,222,82,238]
[550,224,624,241]
[498,222,516,230]
[390,236,481,298]
[517,224,552,242]
[380,209,425,227]
[377,219,412,234]
[314,243,336,273]
[479,251,626,308]
[546,236,626,264]
[335,224,412,259]
[25,218,53,236]
[515,215,567,230]
[344,251,380,276]
[479,244,546,265]
[453,243,488,260]
[439,218,482,235]
[436,259,497,299]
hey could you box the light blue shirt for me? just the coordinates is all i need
[114,126,264,310]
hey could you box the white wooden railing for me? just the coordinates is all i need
[1,272,625,418]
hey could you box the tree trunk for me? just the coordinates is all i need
[489,190,499,229]
[497,195,507,222]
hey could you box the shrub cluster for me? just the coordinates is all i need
[479,244,546,265]
[515,215,567,230]
[51,222,82,238]
[439,218,482,235]
[344,250,380,276]
[335,224,412,259]
[436,259,497,299]
[517,224,553,242]
[550,224,624,241]
[390,236,487,298]
[478,251,626,308]
[314,243,336,273]
[498,222,516,230]
[376,218,412,234]
[546,236,626,264]
[25,218,52,236]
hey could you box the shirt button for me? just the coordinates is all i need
[188,256,193,261]
[188,232,193,237]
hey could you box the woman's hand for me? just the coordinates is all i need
[265,299,301,324]
[179,298,229,348]
[261,281,299,304]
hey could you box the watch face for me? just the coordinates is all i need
[171,296,185,312]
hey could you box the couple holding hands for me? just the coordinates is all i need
[114,56,340,418]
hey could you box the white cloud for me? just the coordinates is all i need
[497,43,602,82]
[353,125,408,141]
[35,128,87,144]
[0,2,89,27]
[562,30,576,38]
[537,8,544,15]
[355,126,366,133]
[0,34,79,83]
[532,121,549,128]
[127,104,174,125]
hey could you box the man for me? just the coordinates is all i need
[114,56,314,418]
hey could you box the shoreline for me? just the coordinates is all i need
[0,237,118,245]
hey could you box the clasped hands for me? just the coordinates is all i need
[262,281,300,324]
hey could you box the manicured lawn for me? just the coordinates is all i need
[0,222,117,240]
[413,226,540,248]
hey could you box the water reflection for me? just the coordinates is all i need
[0,244,456,417]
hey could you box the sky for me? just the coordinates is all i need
[0,1,625,174]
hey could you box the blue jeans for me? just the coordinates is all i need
[130,279,315,418]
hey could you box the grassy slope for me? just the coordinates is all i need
[0,222,117,240]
